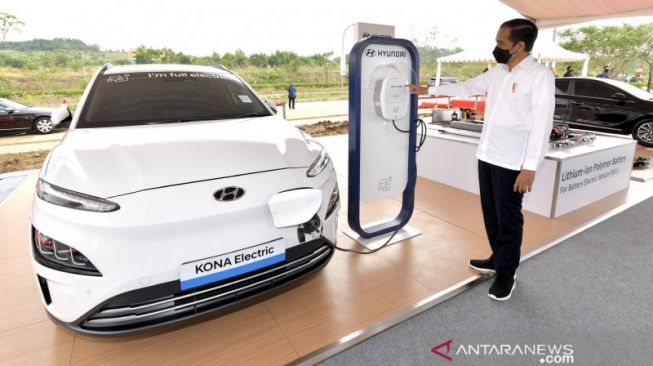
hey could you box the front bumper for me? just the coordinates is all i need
[44,237,334,335]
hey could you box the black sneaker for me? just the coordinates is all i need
[469,258,495,274]
[488,275,516,301]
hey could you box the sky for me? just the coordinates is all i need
[3,0,653,58]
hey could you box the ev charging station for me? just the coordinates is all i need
[345,36,422,249]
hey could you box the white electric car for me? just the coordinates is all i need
[30,64,339,334]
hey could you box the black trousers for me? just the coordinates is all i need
[478,160,524,278]
[288,96,296,109]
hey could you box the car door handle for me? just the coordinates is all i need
[571,101,583,106]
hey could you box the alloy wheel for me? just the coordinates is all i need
[36,119,54,134]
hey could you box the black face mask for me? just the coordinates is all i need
[492,46,513,64]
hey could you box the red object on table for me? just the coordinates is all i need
[450,99,486,113]
[417,96,486,113]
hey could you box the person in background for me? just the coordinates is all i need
[409,18,555,301]
[287,84,297,109]
[597,65,610,78]
[563,65,574,77]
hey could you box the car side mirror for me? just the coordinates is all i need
[51,104,72,126]
[611,92,626,100]
[265,100,278,114]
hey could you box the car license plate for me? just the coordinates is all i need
[180,239,286,290]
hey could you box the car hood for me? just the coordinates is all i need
[25,106,55,115]
[41,116,320,198]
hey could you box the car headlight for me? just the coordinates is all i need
[326,183,339,219]
[36,179,120,212]
[32,228,101,276]
[307,148,330,177]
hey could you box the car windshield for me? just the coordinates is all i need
[78,71,271,128]
[1,99,26,110]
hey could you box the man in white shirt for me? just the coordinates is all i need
[410,19,554,301]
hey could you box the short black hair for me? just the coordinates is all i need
[501,18,538,52]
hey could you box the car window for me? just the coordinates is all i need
[78,71,271,128]
[0,100,25,110]
[555,79,570,94]
[599,78,653,100]
[574,80,620,99]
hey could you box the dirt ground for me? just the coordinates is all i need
[0,150,49,174]
[298,120,349,137]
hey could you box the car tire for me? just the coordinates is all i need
[34,117,54,134]
[632,119,653,147]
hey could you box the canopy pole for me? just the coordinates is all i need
[435,61,442,87]
[581,57,589,76]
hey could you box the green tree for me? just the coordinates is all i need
[249,53,268,67]
[233,49,248,67]
[558,24,649,79]
[220,52,236,68]
[311,52,334,83]
[631,24,653,91]
[268,50,298,67]
[0,12,25,42]
[174,52,192,64]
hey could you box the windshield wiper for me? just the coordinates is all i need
[231,113,270,119]
[145,118,214,125]
[137,114,268,126]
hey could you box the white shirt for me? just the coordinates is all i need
[428,56,555,171]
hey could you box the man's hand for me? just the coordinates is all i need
[514,169,535,193]
[408,85,428,95]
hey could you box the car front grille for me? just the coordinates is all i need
[77,239,333,334]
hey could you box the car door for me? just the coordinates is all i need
[569,79,634,132]
[8,105,34,130]
[0,103,18,131]
[554,79,571,122]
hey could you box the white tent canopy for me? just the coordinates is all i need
[435,38,590,83]
[500,0,653,28]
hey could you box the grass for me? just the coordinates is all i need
[0,66,353,108]
[0,150,49,174]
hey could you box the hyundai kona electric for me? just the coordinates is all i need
[30,64,339,334]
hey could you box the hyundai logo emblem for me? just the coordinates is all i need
[365,49,376,57]
[213,186,245,202]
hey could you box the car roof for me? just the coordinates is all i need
[103,64,230,75]
[557,76,653,100]
[557,76,623,85]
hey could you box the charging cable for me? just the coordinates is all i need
[327,116,424,255]
[392,118,427,152]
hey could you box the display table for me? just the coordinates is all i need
[416,126,637,217]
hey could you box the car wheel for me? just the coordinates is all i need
[632,119,653,147]
[34,117,54,134]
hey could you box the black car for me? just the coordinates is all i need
[0,98,64,134]
[428,76,460,87]
[554,77,653,147]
